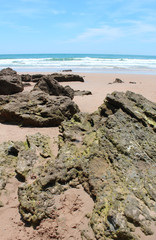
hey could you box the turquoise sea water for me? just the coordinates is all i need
[0,53,156,74]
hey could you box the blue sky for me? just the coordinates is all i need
[0,0,156,55]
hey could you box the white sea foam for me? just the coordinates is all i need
[0,56,156,73]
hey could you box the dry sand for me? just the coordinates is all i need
[61,72,156,113]
[0,72,156,240]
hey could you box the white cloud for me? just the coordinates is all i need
[135,22,156,33]
[20,0,47,3]
[70,25,123,42]
[15,8,38,15]
[0,20,38,33]
[50,9,66,15]
[66,20,156,45]
[1,7,40,18]
[118,20,156,37]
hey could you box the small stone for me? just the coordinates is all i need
[0,200,4,207]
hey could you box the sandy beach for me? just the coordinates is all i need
[0,71,156,240]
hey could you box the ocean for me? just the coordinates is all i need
[0,53,156,74]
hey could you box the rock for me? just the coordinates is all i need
[0,67,17,76]
[0,75,24,95]
[16,133,53,181]
[21,74,44,83]
[21,74,32,82]
[0,90,79,126]
[0,133,54,208]
[105,91,156,129]
[0,200,4,207]
[21,72,84,83]
[1,69,84,85]
[64,85,75,99]
[113,78,124,83]
[49,73,84,82]
[62,69,72,72]
[33,76,75,99]
[129,81,136,84]
[18,91,156,239]
[0,141,19,190]
[31,74,44,82]
[0,69,24,95]
[23,82,31,87]
[74,90,92,96]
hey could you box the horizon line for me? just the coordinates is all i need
[0,53,156,57]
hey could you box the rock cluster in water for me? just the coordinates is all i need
[0,89,156,239]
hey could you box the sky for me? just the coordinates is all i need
[0,0,156,55]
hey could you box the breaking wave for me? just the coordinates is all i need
[0,54,156,73]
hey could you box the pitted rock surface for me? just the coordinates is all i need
[21,72,84,83]
[0,91,156,240]
[18,91,156,239]
[0,90,79,126]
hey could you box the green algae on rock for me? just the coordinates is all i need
[0,133,54,205]
[1,91,156,239]
[18,91,156,239]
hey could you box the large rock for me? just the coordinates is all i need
[0,68,24,95]
[21,74,44,83]
[21,74,32,82]
[0,90,79,126]
[0,67,17,76]
[18,91,156,239]
[49,73,84,82]
[33,75,74,99]
[32,74,44,82]
[21,73,84,83]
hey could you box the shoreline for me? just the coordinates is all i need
[14,68,156,75]
[1,53,156,75]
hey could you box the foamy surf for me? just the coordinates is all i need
[0,53,156,73]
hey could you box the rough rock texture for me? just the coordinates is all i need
[21,74,44,83]
[0,67,17,76]
[21,74,32,82]
[0,90,79,126]
[33,76,75,99]
[32,74,44,82]
[109,78,124,85]
[64,85,75,99]
[0,131,95,239]
[17,91,156,239]
[62,69,72,72]
[0,68,24,95]
[20,73,84,83]
[74,90,92,96]
[114,78,124,83]
[50,73,84,82]
[0,133,53,203]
